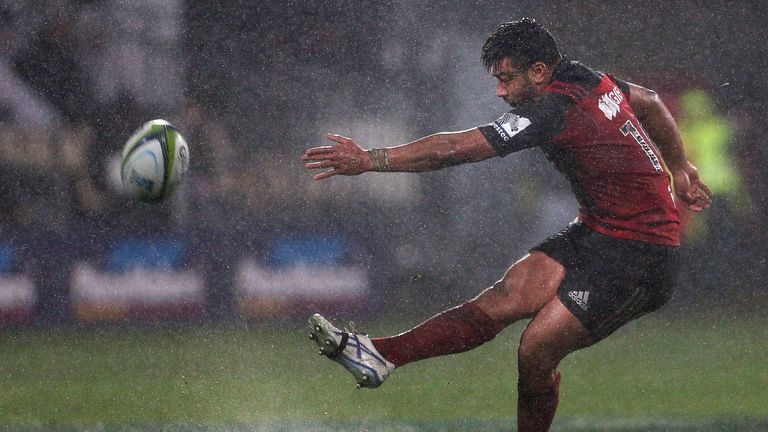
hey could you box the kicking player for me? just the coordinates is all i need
[302,18,711,432]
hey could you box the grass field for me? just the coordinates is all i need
[0,308,766,431]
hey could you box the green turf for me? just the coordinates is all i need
[0,309,765,428]
[2,418,768,432]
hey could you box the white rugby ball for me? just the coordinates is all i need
[120,119,190,202]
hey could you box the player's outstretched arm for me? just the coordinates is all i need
[626,82,713,212]
[301,128,497,180]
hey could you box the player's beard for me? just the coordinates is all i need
[506,78,539,107]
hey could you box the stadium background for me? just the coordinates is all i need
[0,0,765,430]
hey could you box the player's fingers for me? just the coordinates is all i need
[687,202,707,212]
[683,195,701,211]
[302,153,332,162]
[692,185,712,206]
[698,182,714,200]
[678,188,696,205]
[686,195,711,212]
[699,194,712,208]
[302,146,335,159]
[314,169,338,180]
[326,134,352,145]
[304,160,335,170]
[302,152,336,162]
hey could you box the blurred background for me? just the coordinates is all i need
[0,0,765,327]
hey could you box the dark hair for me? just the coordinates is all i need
[481,18,561,72]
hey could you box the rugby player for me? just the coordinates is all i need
[302,18,711,432]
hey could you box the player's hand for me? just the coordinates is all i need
[301,134,373,180]
[671,161,713,212]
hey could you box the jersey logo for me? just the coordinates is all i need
[493,112,531,142]
[598,86,624,120]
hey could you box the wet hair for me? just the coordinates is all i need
[481,18,561,72]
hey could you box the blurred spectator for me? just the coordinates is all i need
[0,12,62,130]
[676,88,755,297]
[71,0,184,110]
[175,98,240,228]
[12,7,93,124]
[60,123,106,219]
[174,98,242,318]
[678,89,750,241]
[178,100,236,198]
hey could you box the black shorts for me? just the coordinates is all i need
[532,221,679,342]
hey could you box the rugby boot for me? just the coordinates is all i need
[308,313,395,389]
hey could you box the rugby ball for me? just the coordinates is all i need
[120,119,190,202]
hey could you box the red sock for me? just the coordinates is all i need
[371,302,504,367]
[517,371,561,432]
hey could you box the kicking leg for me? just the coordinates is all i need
[370,301,504,367]
[516,297,593,432]
[308,302,500,388]
[309,251,564,388]
[372,251,564,367]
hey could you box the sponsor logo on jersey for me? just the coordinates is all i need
[598,86,624,120]
[568,291,590,310]
[493,112,532,141]
[620,120,664,172]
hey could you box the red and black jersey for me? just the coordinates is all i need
[478,60,680,246]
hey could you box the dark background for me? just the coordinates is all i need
[0,0,764,323]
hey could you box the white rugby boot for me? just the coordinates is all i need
[308,313,396,389]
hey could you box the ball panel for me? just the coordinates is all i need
[121,139,166,202]
[122,119,172,159]
[165,129,190,195]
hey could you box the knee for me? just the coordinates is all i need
[517,326,559,376]
[517,330,543,370]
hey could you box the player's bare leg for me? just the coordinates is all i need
[370,251,563,366]
[516,297,593,432]
[469,251,563,324]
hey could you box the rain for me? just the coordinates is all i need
[0,1,765,431]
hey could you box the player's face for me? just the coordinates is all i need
[491,58,539,107]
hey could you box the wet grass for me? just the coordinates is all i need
[2,418,768,432]
[0,309,765,428]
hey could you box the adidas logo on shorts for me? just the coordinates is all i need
[568,291,590,310]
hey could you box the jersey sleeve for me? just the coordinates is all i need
[478,93,572,157]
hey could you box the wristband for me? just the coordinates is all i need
[367,148,391,172]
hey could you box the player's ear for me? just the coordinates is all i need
[529,61,549,85]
